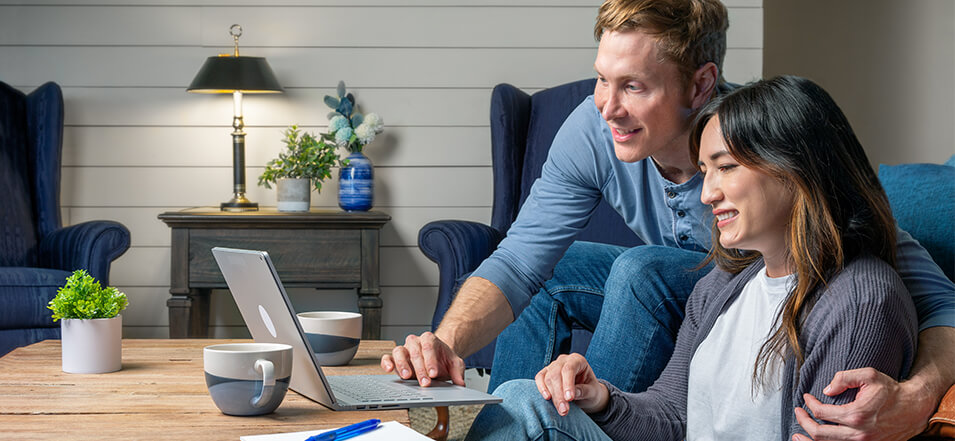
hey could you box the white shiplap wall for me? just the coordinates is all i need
[0,0,762,341]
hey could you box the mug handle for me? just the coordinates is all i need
[251,359,275,408]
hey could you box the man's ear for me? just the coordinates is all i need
[689,62,719,110]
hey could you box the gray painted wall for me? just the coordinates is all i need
[0,0,763,341]
[764,0,954,166]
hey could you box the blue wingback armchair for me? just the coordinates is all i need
[0,81,131,357]
[418,79,644,370]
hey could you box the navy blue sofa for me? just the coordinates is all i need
[0,81,131,357]
[418,79,644,370]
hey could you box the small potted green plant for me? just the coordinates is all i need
[258,125,343,212]
[48,269,128,373]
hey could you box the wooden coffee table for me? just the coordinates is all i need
[0,339,413,440]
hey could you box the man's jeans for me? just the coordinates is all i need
[487,242,710,394]
[466,379,611,441]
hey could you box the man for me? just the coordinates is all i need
[383,0,955,437]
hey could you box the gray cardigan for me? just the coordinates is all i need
[589,255,918,440]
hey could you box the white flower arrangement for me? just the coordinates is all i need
[322,81,384,153]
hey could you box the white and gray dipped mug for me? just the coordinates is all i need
[203,343,293,416]
[297,311,362,366]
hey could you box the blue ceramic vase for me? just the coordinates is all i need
[338,151,374,211]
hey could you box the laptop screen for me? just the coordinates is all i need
[212,247,339,406]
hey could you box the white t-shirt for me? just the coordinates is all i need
[686,267,794,440]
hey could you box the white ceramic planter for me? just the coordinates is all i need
[60,315,122,374]
[276,178,311,212]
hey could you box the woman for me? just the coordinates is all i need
[465,76,918,440]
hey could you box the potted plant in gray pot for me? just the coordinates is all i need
[48,269,128,374]
[258,125,342,212]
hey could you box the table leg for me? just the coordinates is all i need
[166,289,210,338]
[358,289,382,340]
[359,228,382,340]
[427,406,450,441]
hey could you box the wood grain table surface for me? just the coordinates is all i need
[0,339,408,440]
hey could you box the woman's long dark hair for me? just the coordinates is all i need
[688,75,897,384]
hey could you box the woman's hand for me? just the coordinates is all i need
[534,353,610,416]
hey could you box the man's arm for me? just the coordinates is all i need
[380,276,513,386]
[857,328,954,433]
[906,327,955,423]
[795,226,955,440]
[795,327,955,441]
[382,98,614,386]
[433,277,514,358]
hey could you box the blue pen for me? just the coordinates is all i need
[305,419,381,441]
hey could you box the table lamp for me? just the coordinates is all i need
[187,24,283,212]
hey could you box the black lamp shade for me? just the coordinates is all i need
[187,56,283,94]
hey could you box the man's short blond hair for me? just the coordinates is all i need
[594,0,728,85]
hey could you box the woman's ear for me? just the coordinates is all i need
[689,62,719,110]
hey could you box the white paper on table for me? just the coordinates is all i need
[239,420,431,441]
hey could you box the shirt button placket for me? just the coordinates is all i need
[668,188,688,244]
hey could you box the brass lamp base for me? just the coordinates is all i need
[220,194,258,212]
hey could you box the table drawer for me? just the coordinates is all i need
[186,229,362,286]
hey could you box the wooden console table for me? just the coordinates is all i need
[158,208,390,339]
[0,339,409,440]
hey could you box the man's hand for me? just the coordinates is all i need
[534,353,609,416]
[793,367,934,441]
[381,332,466,387]
[380,276,513,388]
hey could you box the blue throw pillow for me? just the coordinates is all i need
[878,159,955,281]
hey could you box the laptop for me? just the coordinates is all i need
[211,247,502,411]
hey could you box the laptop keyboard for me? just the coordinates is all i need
[329,375,433,403]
